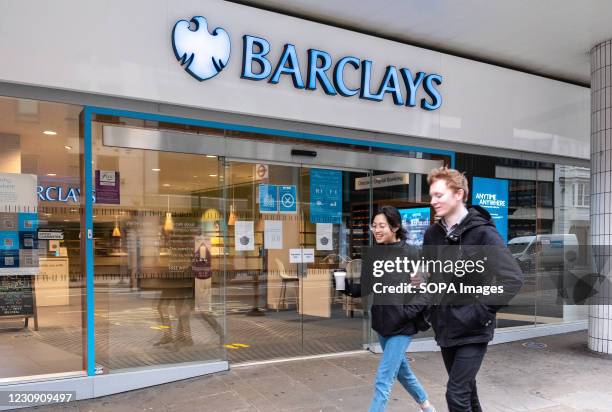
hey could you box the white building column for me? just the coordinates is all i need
[588,40,612,355]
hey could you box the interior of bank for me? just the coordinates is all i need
[0,96,589,382]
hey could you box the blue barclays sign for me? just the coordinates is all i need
[172,16,442,111]
[37,186,96,203]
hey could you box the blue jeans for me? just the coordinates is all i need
[369,334,428,412]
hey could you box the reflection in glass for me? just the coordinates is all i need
[91,118,225,373]
[457,153,590,328]
[0,96,84,381]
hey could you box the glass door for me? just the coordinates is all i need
[224,160,303,362]
[90,118,226,373]
[223,160,371,362]
[300,166,371,356]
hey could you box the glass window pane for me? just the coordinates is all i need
[457,153,537,328]
[0,96,84,381]
[91,118,225,373]
[537,165,590,324]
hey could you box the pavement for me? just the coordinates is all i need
[26,330,612,412]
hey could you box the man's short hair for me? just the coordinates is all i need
[427,167,469,202]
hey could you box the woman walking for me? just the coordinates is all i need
[343,206,436,412]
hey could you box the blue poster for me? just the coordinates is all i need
[0,250,19,268]
[310,169,342,224]
[472,177,509,244]
[19,232,38,249]
[399,207,430,247]
[0,231,19,251]
[259,184,278,213]
[278,185,297,214]
[18,213,38,232]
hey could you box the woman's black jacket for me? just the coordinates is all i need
[343,240,426,337]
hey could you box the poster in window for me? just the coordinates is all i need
[95,170,120,204]
[235,221,255,251]
[399,207,430,247]
[310,169,342,224]
[472,177,509,244]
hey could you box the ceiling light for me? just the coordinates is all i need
[46,173,57,176]
[43,130,57,136]
[64,145,72,150]
[206,155,216,158]
[209,174,218,177]
[193,175,198,178]
[152,168,161,172]
[162,183,171,187]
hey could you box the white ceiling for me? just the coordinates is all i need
[237,0,612,86]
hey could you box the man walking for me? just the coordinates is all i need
[420,167,523,411]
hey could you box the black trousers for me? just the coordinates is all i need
[441,342,488,412]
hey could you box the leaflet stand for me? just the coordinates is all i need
[0,275,39,331]
[0,178,41,331]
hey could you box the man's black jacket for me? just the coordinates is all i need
[407,206,524,348]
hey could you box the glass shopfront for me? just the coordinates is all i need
[90,113,450,364]
[0,95,590,383]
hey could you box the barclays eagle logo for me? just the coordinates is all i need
[172,16,231,81]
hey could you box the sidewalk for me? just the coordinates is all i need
[29,331,612,412]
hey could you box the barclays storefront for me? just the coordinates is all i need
[0,0,591,404]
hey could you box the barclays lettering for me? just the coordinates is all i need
[241,35,442,110]
[171,17,442,111]
[37,186,96,203]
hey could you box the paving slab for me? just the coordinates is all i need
[21,331,612,412]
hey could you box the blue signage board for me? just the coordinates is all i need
[399,207,431,247]
[19,232,38,250]
[471,177,509,244]
[259,184,278,213]
[278,185,297,214]
[18,213,38,232]
[0,231,19,251]
[0,250,19,268]
[310,169,342,224]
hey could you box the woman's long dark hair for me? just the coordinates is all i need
[371,205,408,241]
